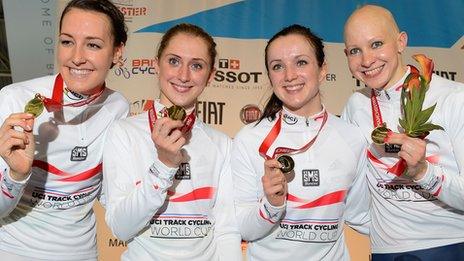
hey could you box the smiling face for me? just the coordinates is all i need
[155,33,215,110]
[266,34,326,116]
[344,5,407,90]
[58,8,122,95]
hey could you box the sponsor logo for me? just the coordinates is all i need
[218,59,240,70]
[113,58,157,79]
[302,169,319,186]
[213,58,263,89]
[131,58,156,75]
[113,58,131,79]
[239,104,262,124]
[175,163,191,180]
[283,113,298,125]
[71,146,87,161]
[114,1,148,22]
[108,238,128,247]
[196,100,225,125]
[433,70,457,81]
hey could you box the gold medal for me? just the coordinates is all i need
[277,155,295,174]
[24,94,44,117]
[167,105,186,121]
[371,123,390,145]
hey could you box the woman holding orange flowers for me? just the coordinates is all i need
[342,4,464,260]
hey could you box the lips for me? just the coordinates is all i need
[171,82,193,93]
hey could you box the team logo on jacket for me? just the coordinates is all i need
[302,169,319,186]
[283,113,298,125]
[175,163,191,180]
[71,146,87,161]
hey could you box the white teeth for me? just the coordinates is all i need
[285,84,303,91]
[70,68,91,75]
[364,66,382,76]
[172,83,192,89]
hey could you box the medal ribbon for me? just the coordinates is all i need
[258,110,328,160]
[40,74,105,112]
[369,89,406,177]
[148,105,196,133]
[370,89,383,128]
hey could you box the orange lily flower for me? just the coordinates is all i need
[412,54,434,84]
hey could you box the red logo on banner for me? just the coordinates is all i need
[240,104,262,124]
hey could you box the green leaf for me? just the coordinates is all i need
[413,122,444,134]
[415,103,437,126]
[418,77,427,106]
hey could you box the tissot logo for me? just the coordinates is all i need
[302,169,319,186]
[71,146,87,161]
[283,114,298,125]
[215,57,262,84]
[218,59,240,70]
[175,163,191,180]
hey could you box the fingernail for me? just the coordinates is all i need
[26,125,32,131]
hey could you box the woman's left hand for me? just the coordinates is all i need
[385,132,428,180]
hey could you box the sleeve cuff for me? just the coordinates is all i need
[259,196,286,223]
[146,158,179,193]
[1,167,29,199]
[414,163,443,196]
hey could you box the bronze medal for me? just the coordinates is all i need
[167,105,186,121]
[24,94,44,117]
[371,123,390,145]
[277,155,295,174]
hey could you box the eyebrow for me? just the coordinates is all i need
[59,33,105,42]
[269,54,310,64]
[166,53,208,64]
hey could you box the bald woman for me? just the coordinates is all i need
[341,4,464,261]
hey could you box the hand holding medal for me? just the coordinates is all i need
[149,104,195,167]
[262,158,288,206]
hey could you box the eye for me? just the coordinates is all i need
[348,48,360,55]
[87,43,101,49]
[168,57,180,66]
[372,41,383,49]
[59,39,73,47]
[296,59,308,66]
[271,63,283,71]
[191,63,204,71]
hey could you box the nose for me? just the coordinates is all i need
[361,50,375,67]
[72,46,86,65]
[178,64,190,82]
[284,66,297,82]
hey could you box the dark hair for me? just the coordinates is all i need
[59,0,128,47]
[258,24,325,123]
[157,23,217,70]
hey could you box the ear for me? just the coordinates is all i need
[397,31,408,53]
[112,43,124,65]
[318,61,328,83]
[343,48,349,57]
[206,67,216,86]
